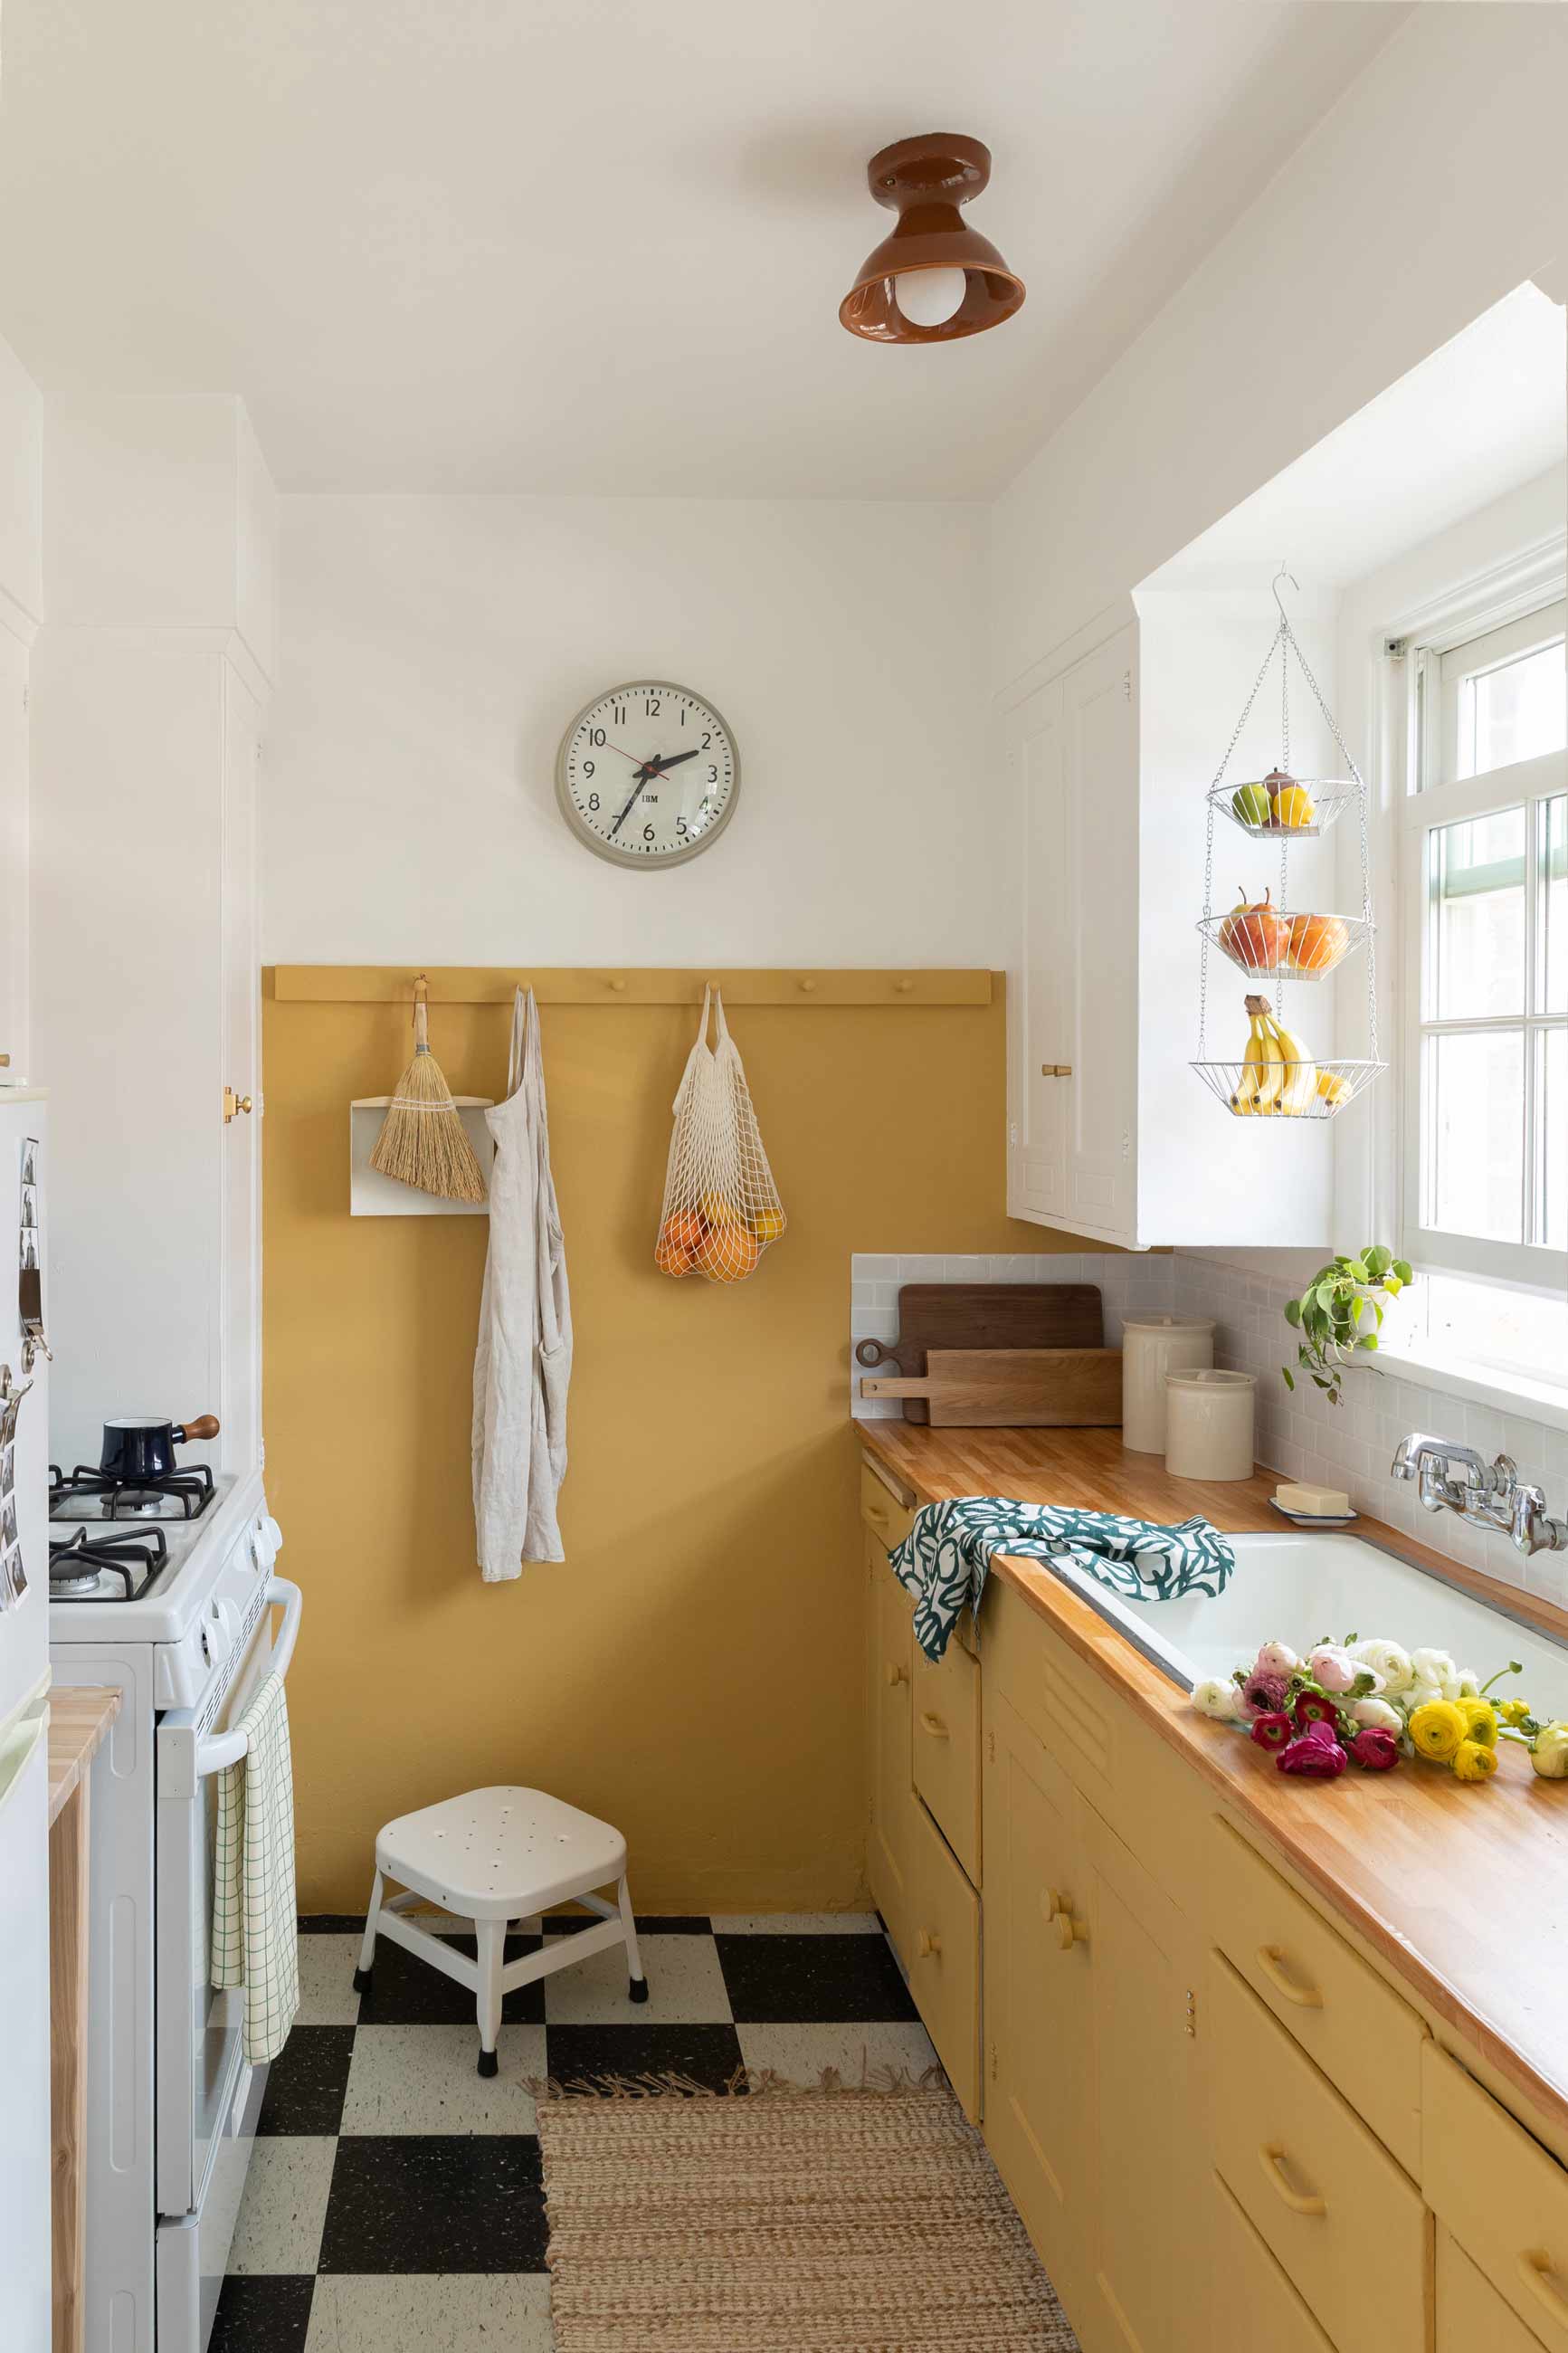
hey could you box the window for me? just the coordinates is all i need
[1402,594,1567,1294]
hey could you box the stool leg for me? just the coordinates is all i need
[618,1873,648,2004]
[476,1918,504,2076]
[353,1868,383,1994]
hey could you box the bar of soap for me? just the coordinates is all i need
[1276,1481,1351,1517]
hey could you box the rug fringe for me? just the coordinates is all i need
[528,2061,951,2101]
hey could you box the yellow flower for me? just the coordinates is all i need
[1452,1739,1497,1784]
[1458,1699,1498,1749]
[1409,1698,1467,1762]
[1497,1698,1531,1728]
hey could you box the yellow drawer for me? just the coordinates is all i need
[901,1787,982,2122]
[911,1636,981,1885]
[1211,2171,1336,2353]
[1425,2043,1568,2353]
[860,1460,917,1553]
[1209,1817,1425,2176]
[1440,2226,1551,2353]
[1209,1953,1428,2353]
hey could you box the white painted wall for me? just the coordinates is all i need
[987,5,1568,691]
[264,494,990,965]
[0,332,43,1078]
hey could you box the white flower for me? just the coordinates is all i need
[1532,1724,1568,1779]
[1351,1696,1402,1732]
[1192,1677,1244,1722]
[1406,1681,1444,1714]
[1456,1668,1481,1699]
[1411,1648,1461,1700]
[1349,1639,1414,1697]
[1256,1642,1299,1679]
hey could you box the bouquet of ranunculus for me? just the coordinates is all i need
[1191,1634,1568,1786]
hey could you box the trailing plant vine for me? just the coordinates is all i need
[1282,1245,1412,1406]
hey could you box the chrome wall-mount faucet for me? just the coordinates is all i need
[1390,1433,1568,1557]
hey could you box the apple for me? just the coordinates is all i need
[1231,782,1272,827]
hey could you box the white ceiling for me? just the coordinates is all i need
[1145,282,1567,592]
[0,0,1402,498]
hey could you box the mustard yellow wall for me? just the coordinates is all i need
[263,976,1075,1911]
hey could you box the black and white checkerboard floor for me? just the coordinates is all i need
[214,1911,938,2352]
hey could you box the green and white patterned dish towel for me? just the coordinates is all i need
[889,1497,1235,1662]
[211,1670,300,2064]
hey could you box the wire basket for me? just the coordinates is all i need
[1195,908,1373,980]
[1207,777,1358,841]
[1190,1056,1385,1121]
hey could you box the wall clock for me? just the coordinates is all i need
[556,680,741,869]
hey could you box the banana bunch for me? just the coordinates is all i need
[1231,993,1317,1116]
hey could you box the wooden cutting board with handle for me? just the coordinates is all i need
[858,1347,1122,1429]
[854,1284,1104,1424]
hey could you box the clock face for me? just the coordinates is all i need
[556,681,740,868]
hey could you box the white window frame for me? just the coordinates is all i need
[1396,576,1567,1292]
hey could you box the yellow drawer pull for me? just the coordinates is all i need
[865,1501,890,1528]
[885,1661,908,1687]
[1256,1945,1325,2010]
[1041,1887,1062,1920]
[916,1929,942,1960]
[1055,1913,1088,1951]
[1259,2145,1326,2218]
[919,1711,950,1739]
[1517,2251,1568,2329]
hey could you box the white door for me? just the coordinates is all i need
[1060,630,1138,1242]
[1008,681,1070,1222]
[219,664,261,1477]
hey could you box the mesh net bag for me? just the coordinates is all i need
[655,986,784,1282]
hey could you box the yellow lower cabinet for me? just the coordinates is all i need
[983,1683,1094,2323]
[1424,2043,1568,2353]
[899,1788,981,2121]
[911,1633,982,1884]
[1211,2172,1336,2353]
[1439,2226,1552,2353]
[866,1537,915,1958]
[1208,1953,1429,2353]
[1085,1815,1205,2353]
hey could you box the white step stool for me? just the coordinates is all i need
[355,1786,648,2074]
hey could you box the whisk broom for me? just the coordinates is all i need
[369,975,488,1204]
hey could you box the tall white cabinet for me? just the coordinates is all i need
[30,398,274,1472]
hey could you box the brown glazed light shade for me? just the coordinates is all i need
[839,133,1025,344]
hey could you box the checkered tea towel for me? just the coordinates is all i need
[888,1497,1236,1662]
[211,1670,300,2064]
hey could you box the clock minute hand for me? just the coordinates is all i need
[607,772,649,842]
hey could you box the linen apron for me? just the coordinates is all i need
[472,987,572,1578]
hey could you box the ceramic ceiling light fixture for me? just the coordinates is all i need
[839,133,1025,343]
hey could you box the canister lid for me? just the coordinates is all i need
[1163,1367,1255,1389]
[1122,1315,1215,1333]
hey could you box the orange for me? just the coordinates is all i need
[654,1210,706,1276]
[751,1207,785,1243]
[694,1223,760,1283]
[698,1190,740,1228]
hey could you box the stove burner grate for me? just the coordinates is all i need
[48,1523,169,1599]
[50,1462,216,1521]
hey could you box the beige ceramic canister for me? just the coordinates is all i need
[1120,1316,1215,1453]
[1164,1367,1257,1482]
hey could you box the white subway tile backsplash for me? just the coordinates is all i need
[854,1256,899,1283]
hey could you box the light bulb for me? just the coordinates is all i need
[892,267,967,329]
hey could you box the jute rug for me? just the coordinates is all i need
[536,2083,1079,2352]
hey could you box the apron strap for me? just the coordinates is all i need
[506,986,529,1099]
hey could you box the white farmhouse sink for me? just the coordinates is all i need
[1040,1530,1568,1716]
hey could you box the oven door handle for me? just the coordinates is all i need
[158,1580,303,1798]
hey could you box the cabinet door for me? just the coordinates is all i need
[983,1684,1093,2313]
[1008,680,1069,1223]
[866,1536,916,1957]
[1060,630,1137,1240]
[1087,1817,1205,2353]
[220,662,261,1476]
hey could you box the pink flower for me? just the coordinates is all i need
[1348,1728,1400,1772]
[1278,1732,1347,1777]
[1250,1710,1294,1751]
[1299,1718,1340,1746]
[1307,1645,1361,1693]
[1242,1670,1289,1716]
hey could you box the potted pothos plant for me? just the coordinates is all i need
[1282,1245,1413,1405]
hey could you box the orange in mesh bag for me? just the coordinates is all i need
[655,986,785,1281]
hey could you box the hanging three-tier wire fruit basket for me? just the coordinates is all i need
[1191,570,1385,1120]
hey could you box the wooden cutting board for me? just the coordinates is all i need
[858,1347,1123,1429]
[854,1284,1104,1424]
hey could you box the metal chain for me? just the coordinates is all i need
[1199,623,1283,1060]
[1279,615,1380,1062]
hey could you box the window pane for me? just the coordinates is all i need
[1430,807,1525,1019]
[1429,1029,1524,1243]
[1540,1026,1567,1253]
[1544,794,1568,1017]
[1463,639,1566,777]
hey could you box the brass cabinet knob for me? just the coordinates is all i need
[885,1661,908,1687]
[916,1929,942,1960]
[1039,1063,1074,1078]
[223,1087,255,1124]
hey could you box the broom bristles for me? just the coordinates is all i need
[370,1025,489,1205]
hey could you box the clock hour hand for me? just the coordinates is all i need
[644,746,701,774]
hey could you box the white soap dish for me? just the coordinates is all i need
[1269,1498,1359,1529]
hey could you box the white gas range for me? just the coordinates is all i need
[49,1468,298,2353]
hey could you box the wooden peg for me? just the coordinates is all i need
[894,978,914,994]
[609,978,627,993]
[799,977,818,994]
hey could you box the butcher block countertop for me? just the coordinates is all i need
[857,1419,1568,2145]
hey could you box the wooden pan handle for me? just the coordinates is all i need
[855,1338,898,1369]
[177,1415,221,1443]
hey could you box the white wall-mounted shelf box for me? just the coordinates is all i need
[349,1098,494,1216]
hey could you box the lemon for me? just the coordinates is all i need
[1273,783,1317,829]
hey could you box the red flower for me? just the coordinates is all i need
[1349,1728,1400,1772]
[1250,1710,1294,1750]
[1299,1718,1340,1746]
[1293,1691,1339,1731]
[1278,1731,1347,1777]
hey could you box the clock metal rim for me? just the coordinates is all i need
[554,678,742,872]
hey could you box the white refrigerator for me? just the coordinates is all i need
[0,1094,52,2353]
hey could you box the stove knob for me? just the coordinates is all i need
[204,1599,234,1668]
[261,1515,282,1560]
[214,1598,242,1652]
